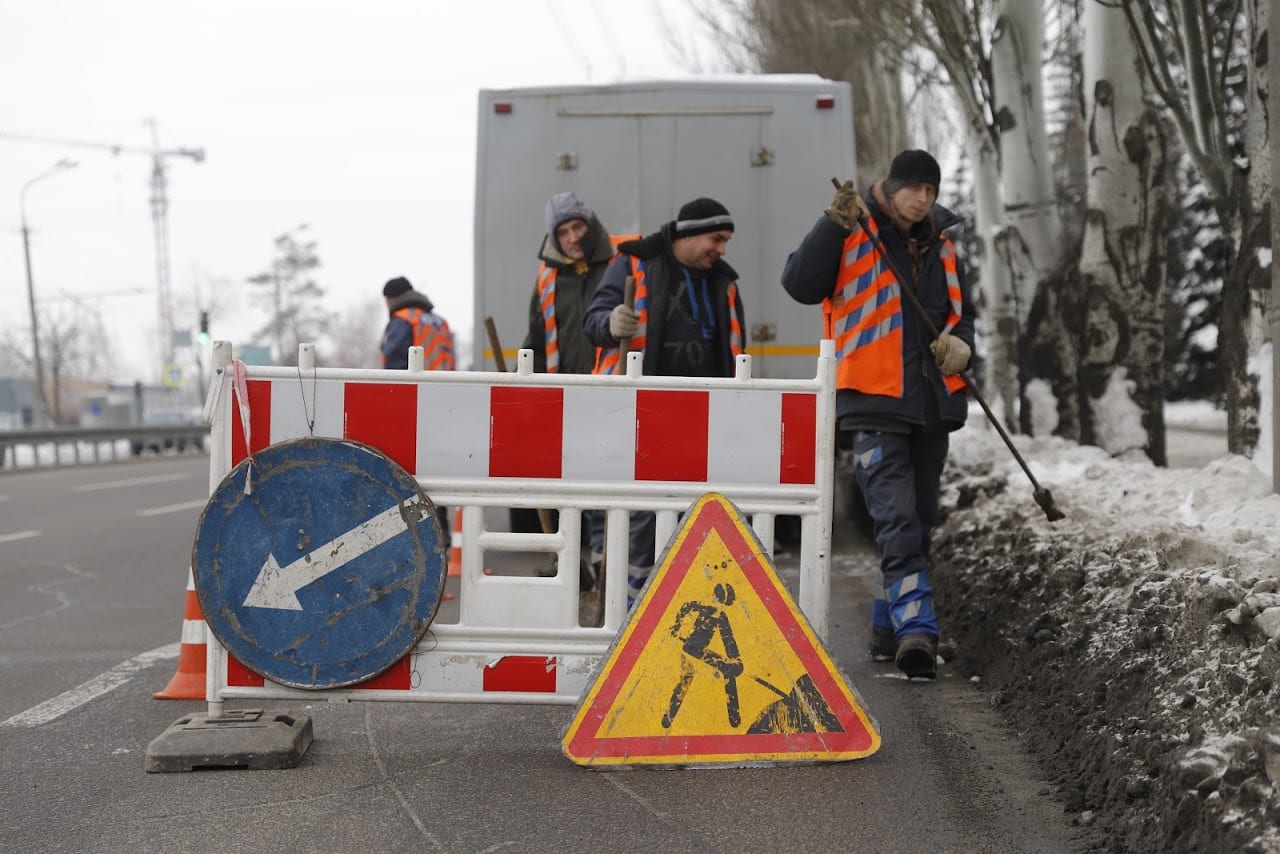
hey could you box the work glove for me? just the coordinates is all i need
[609,303,639,339]
[824,180,870,230]
[930,332,971,376]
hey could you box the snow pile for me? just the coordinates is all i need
[934,423,1280,852]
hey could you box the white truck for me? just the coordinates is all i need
[472,75,856,378]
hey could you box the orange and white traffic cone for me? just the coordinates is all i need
[153,567,207,700]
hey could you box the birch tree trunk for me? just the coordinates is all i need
[991,0,1071,436]
[1244,0,1273,474]
[1079,0,1171,463]
[967,122,1019,429]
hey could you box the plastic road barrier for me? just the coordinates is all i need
[193,340,835,715]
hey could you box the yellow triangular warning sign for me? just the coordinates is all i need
[562,493,880,768]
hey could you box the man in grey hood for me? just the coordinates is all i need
[523,192,630,374]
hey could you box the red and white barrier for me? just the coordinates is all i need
[198,342,836,711]
[227,374,817,487]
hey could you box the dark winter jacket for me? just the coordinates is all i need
[781,190,975,432]
[522,216,615,374]
[584,224,747,378]
[382,290,451,370]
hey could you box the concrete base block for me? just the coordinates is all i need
[144,708,313,773]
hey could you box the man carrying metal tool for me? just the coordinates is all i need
[584,197,747,606]
[780,149,975,680]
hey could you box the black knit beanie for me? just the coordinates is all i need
[673,197,734,238]
[884,149,941,196]
[383,276,413,298]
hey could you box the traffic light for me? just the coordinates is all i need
[196,310,210,344]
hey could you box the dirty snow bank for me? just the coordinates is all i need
[933,426,1280,853]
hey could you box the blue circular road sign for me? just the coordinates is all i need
[192,437,447,689]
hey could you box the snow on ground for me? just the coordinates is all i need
[935,414,1280,852]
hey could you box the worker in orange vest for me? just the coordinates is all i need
[381,276,454,371]
[781,149,975,680]
[381,275,452,534]
[524,192,632,374]
[522,193,633,590]
[583,197,746,607]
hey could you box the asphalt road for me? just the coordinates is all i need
[0,453,1089,853]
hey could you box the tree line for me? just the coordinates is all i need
[696,0,1270,465]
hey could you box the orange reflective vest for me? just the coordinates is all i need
[822,219,965,396]
[592,256,744,376]
[535,233,637,373]
[384,307,455,370]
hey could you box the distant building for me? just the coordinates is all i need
[0,378,39,430]
[79,382,201,429]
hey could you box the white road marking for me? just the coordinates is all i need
[137,498,208,517]
[73,473,189,493]
[0,530,41,544]
[0,643,180,728]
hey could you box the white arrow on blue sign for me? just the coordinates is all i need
[192,437,447,689]
[243,493,428,610]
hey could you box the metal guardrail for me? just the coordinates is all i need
[0,424,210,470]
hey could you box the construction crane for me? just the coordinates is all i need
[1,120,204,376]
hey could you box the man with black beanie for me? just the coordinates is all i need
[583,196,748,605]
[381,276,454,371]
[781,148,976,680]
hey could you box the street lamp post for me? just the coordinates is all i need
[19,158,76,426]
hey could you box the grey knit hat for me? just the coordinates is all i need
[544,192,594,244]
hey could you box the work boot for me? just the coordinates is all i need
[868,626,897,661]
[895,633,938,679]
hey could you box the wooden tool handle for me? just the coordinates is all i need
[483,316,507,372]
[618,275,637,360]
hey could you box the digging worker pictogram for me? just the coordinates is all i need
[781,149,976,680]
[662,582,744,729]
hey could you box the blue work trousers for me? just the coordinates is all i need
[851,430,947,637]
[588,510,657,568]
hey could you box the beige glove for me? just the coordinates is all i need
[609,304,639,339]
[930,332,971,376]
[824,180,871,230]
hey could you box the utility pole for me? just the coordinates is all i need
[19,158,77,426]
[1,125,204,382]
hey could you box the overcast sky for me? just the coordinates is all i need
[0,1,712,384]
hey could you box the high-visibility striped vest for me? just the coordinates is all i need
[592,257,744,376]
[822,219,965,395]
[535,233,637,373]
[384,307,455,370]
